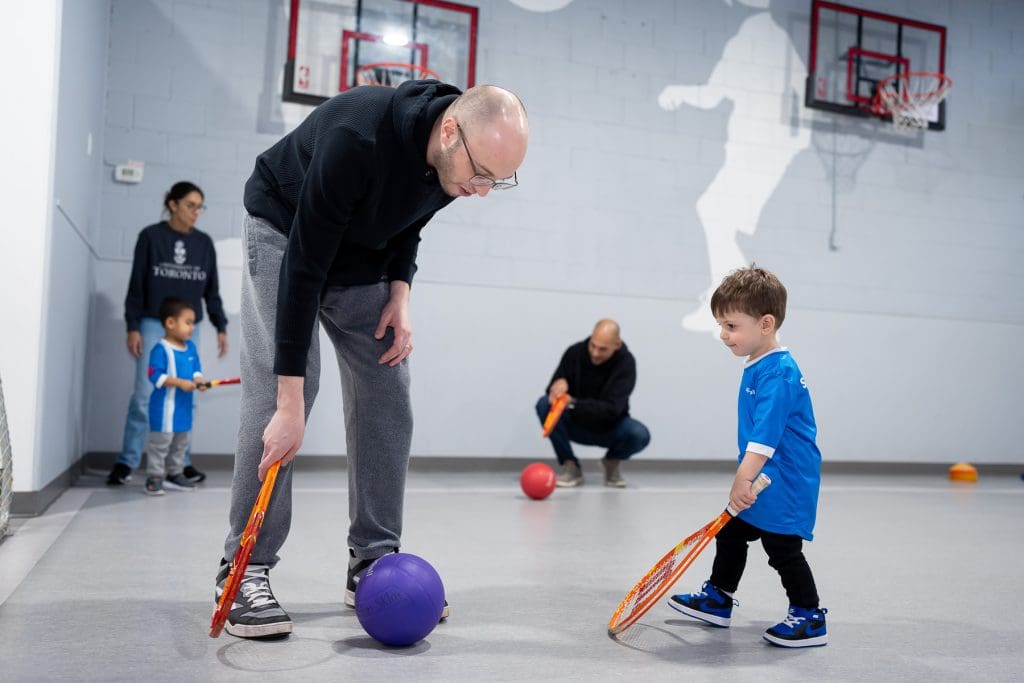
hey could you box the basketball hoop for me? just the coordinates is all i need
[872,71,952,131]
[355,62,440,88]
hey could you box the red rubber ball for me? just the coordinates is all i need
[520,462,556,500]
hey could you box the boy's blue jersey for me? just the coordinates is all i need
[736,348,821,540]
[147,339,202,432]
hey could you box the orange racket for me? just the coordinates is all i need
[209,461,281,638]
[199,377,240,389]
[608,473,771,636]
[541,394,569,437]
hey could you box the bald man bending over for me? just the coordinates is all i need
[216,81,528,638]
[537,320,651,488]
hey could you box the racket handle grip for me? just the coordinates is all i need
[726,472,772,517]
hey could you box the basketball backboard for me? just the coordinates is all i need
[284,0,478,106]
[805,0,948,130]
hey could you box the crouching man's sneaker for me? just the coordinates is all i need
[763,606,828,648]
[556,460,584,487]
[600,457,627,487]
[215,561,292,638]
[345,549,450,621]
[667,580,736,627]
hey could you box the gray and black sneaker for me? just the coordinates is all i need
[164,473,196,491]
[345,549,450,620]
[344,552,376,608]
[215,561,293,638]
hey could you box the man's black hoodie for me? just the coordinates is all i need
[244,80,460,375]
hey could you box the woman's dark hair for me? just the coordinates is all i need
[163,181,204,213]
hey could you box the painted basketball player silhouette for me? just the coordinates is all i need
[659,1,810,331]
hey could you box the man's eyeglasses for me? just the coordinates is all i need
[456,123,518,190]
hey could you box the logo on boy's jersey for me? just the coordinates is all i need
[745,387,756,396]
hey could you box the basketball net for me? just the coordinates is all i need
[873,71,952,132]
[355,62,440,88]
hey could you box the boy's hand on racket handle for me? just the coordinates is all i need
[259,377,305,481]
[165,378,196,392]
[730,451,769,512]
[728,476,759,512]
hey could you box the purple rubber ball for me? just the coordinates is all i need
[355,552,445,646]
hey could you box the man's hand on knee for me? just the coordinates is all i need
[376,281,413,367]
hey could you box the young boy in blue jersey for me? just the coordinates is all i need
[144,298,207,495]
[668,266,827,648]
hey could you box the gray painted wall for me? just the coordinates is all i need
[38,0,110,488]
[83,0,1024,465]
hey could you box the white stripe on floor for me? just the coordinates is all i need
[0,489,92,607]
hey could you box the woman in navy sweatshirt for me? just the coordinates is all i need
[107,181,228,486]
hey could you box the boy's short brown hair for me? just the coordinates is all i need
[158,297,195,326]
[709,266,787,329]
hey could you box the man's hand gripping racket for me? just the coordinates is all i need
[607,472,771,636]
[541,394,569,438]
[209,461,281,638]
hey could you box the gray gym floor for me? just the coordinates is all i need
[1,460,1021,682]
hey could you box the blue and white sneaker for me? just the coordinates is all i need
[667,580,736,627]
[763,606,828,647]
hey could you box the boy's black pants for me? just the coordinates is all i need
[710,516,820,608]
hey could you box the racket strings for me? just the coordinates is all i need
[617,523,716,622]
[632,556,678,606]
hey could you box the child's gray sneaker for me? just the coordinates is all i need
[144,477,165,496]
[164,473,196,491]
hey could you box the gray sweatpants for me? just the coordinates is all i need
[222,214,413,567]
[145,431,188,478]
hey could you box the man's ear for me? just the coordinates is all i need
[440,116,458,149]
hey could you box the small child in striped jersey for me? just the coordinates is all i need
[143,298,207,495]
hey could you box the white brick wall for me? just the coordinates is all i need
[84,0,1024,462]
